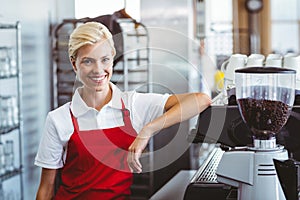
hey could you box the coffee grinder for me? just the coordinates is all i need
[216,67,296,200]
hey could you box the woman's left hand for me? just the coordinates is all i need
[127,93,211,173]
[127,128,152,173]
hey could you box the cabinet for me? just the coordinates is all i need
[0,21,23,199]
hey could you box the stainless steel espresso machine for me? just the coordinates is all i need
[185,67,300,200]
[216,67,295,200]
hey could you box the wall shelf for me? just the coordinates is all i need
[0,21,24,199]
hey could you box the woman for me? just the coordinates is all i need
[35,22,211,199]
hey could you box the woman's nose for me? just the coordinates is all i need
[92,61,105,72]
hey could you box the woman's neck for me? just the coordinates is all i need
[80,85,112,111]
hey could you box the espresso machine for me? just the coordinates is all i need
[215,67,296,200]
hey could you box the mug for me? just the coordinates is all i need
[246,54,265,67]
[267,53,282,60]
[221,54,247,89]
[265,54,282,67]
[283,54,300,89]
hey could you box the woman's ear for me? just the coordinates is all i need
[70,57,77,72]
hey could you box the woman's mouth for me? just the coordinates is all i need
[90,75,107,83]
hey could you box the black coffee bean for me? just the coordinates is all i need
[238,98,290,139]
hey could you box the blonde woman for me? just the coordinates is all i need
[35,22,211,199]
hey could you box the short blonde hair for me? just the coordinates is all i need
[68,22,116,59]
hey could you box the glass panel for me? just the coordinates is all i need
[271,0,297,20]
[75,0,140,20]
[271,23,299,54]
[75,0,123,18]
[207,0,233,56]
[210,0,232,21]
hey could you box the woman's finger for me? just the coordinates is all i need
[128,149,142,173]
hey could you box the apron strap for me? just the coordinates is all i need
[120,99,132,127]
[69,104,80,133]
[69,99,132,131]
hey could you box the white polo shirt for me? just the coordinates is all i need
[34,83,170,169]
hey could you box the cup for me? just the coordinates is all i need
[267,53,282,60]
[4,140,14,172]
[0,143,5,175]
[0,47,10,77]
[221,54,247,89]
[283,54,300,90]
[265,54,282,67]
[246,54,265,67]
[7,47,17,76]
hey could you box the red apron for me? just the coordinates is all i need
[54,99,137,200]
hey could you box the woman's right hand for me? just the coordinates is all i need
[36,168,57,200]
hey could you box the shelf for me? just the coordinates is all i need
[0,20,23,198]
[0,23,19,30]
[0,74,18,79]
[112,80,148,84]
[114,69,148,73]
[57,68,74,73]
[126,33,148,37]
[0,124,20,135]
[57,91,73,96]
[127,57,149,62]
[0,167,22,182]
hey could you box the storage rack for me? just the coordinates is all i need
[112,18,151,93]
[113,18,152,200]
[50,19,83,109]
[0,21,23,199]
[50,18,151,107]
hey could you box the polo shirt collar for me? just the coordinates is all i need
[70,82,123,118]
[108,82,123,109]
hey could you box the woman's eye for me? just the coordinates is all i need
[82,58,93,65]
[102,57,111,63]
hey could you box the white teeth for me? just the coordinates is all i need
[91,76,105,81]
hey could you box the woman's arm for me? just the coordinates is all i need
[36,168,57,200]
[128,92,211,173]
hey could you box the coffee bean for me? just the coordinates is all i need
[238,98,290,139]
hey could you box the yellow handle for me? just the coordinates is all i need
[214,70,224,92]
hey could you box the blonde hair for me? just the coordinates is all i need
[68,22,116,59]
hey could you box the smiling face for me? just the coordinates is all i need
[72,40,114,93]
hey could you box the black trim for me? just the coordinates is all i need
[235,66,296,74]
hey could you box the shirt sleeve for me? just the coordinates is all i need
[131,92,170,133]
[34,113,65,169]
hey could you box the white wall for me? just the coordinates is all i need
[0,0,75,199]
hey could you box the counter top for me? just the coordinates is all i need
[149,170,196,200]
